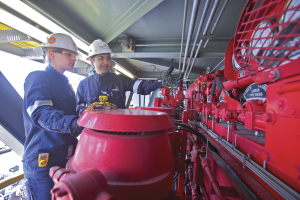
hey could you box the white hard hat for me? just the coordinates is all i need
[33,33,81,59]
[86,39,114,61]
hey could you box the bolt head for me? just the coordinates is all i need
[278,100,284,107]
[291,109,297,116]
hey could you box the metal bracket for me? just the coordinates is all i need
[217,136,222,145]
[243,153,251,169]
[0,29,32,43]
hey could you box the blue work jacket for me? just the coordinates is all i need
[22,65,78,178]
[76,72,161,110]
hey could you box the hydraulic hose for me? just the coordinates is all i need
[211,151,260,200]
[211,80,216,96]
[174,122,261,200]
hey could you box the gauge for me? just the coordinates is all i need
[240,41,250,60]
[232,55,244,72]
[281,0,300,24]
[279,36,300,66]
[250,19,278,62]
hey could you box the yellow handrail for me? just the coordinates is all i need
[0,173,24,190]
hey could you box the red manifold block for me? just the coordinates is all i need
[54,109,175,200]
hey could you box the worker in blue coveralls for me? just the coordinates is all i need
[22,33,84,200]
[76,39,183,115]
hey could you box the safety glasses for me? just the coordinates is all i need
[52,50,81,60]
[93,56,111,62]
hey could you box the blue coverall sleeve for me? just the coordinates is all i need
[122,75,162,95]
[75,81,86,113]
[24,72,77,133]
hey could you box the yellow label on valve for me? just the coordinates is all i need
[38,153,49,167]
[99,96,108,102]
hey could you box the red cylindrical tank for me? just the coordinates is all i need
[67,109,174,200]
[134,106,176,148]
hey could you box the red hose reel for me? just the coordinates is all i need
[234,0,300,83]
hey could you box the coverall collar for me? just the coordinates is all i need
[46,65,69,84]
[92,71,110,80]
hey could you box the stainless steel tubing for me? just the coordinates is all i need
[193,120,300,200]
[211,57,225,72]
[185,0,211,75]
[179,0,189,71]
[203,0,229,48]
[202,0,220,34]
[185,0,220,78]
[211,151,261,200]
[181,0,201,73]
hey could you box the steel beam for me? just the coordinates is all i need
[0,29,31,43]
[22,0,94,43]
[0,43,25,56]
[0,126,24,157]
[112,58,138,77]
[136,71,199,79]
[132,58,200,74]
[113,52,225,59]
[0,72,26,145]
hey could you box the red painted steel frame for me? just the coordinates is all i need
[183,0,300,196]
[177,111,188,195]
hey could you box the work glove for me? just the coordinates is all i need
[78,107,87,117]
[158,65,184,88]
[67,118,84,137]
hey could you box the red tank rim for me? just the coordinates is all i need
[78,109,174,132]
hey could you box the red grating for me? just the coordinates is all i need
[234,0,300,83]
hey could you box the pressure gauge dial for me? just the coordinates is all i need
[240,42,247,59]
[250,19,278,60]
[275,0,300,66]
[281,0,300,24]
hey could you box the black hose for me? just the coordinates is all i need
[215,76,225,92]
[174,122,260,200]
[211,151,261,200]
[174,122,217,152]
[211,80,216,96]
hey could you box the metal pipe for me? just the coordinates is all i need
[185,0,211,74]
[203,0,229,48]
[179,0,189,71]
[125,92,133,108]
[195,121,300,200]
[185,0,220,78]
[148,89,159,107]
[211,57,225,72]
[181,0,201,73]
[211,151,261,200]
[199,154,228,200]
[139,94,141,106]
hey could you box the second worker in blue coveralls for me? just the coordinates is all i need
[76,39,183,113]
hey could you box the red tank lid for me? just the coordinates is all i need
[78,109,174,132]
[134,106,175,115]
